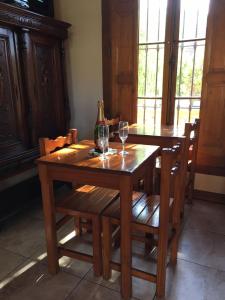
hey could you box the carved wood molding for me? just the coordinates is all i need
[0,3,70,39]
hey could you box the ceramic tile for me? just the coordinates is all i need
[178,228,225,272]
[185,200,225,235]
[67,279,124,300]
[1,195,225,300]
[0,248,26,281]
[85,268,156,300]
[163,258,225,300]
[0,260,80,300]
[0,216,46,258]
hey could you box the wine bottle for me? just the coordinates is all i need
[94,100,106,152]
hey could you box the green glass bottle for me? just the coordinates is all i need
[94,100,106,152]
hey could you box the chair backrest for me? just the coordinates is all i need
[105,116,120,140]
[184,119,200,202]
[159,139,185,225]
[105,117,120,127]
[184,118,200,169]
[39,129,78,156]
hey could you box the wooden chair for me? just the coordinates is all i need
[184,119,200,203]
[39,129,81,233]
[101,141,185,297]
[39,129,119,276]
[154,119,200,204]
[105,116,120,141]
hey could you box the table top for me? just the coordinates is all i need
[127,123,185,138]
[37,140,160,175]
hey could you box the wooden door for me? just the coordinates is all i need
[102,0,138,123]
[21,31,67,145]
[198,0,225,176]
[0,27,27,167]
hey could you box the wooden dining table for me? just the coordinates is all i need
[115,123,185,147]
[37,140,160,299]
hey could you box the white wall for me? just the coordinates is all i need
[54,0,103,140]
[195,174,225,194]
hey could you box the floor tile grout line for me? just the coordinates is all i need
[177,257,225,273]
[0,244,30,260]
[181,226,225,237]
[64,276,84,300]
[59,265,93,279]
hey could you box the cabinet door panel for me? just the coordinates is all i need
[22,32,66,144]
[0,27,27,162]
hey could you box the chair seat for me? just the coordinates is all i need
[56,185,119,216]
[103,191,173,228]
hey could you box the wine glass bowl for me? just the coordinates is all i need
[98,124,109,160]
[118,121,129,156]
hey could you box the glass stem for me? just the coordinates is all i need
[122,142,125,153]
[102,146,105,158]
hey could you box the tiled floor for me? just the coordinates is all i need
[0,199,225,300]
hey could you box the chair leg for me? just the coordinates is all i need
[102,216,112,280]
[171,204,181,264]
[187,178,194,204]
[156,230,168,298]
[74,217,82,236]
[171,227,178,264]
[92,216,102,276]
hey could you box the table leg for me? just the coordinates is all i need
[38,165,59,274]
[120,175,132,299]
[144,158,155,254]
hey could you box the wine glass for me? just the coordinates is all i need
[98,124,109,160]
[119,121,129,156]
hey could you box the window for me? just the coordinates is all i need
[137,0,209,127]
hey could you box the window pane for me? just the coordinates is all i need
[193,45,205,96]
[137,98,162,125]
[138,0,208,127]
[138,46,147,97]
[174,98,200,127]
[176,40,205,97]
[145,45,164,96]
[139,0,148,43]
[137,98,145,124]
[139,0,167,44]
[179,0,210,40]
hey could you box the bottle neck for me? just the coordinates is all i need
[97,101,105,123]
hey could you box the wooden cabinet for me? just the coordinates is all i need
[0,27,27,163]
[0,2,70,178]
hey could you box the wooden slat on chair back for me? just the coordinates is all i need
[160,141,184,217]
[184,119,200,202]
[39,129,78,156]
[105,116,120,141]
[184,118,200,163]
[105,117,120,126]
